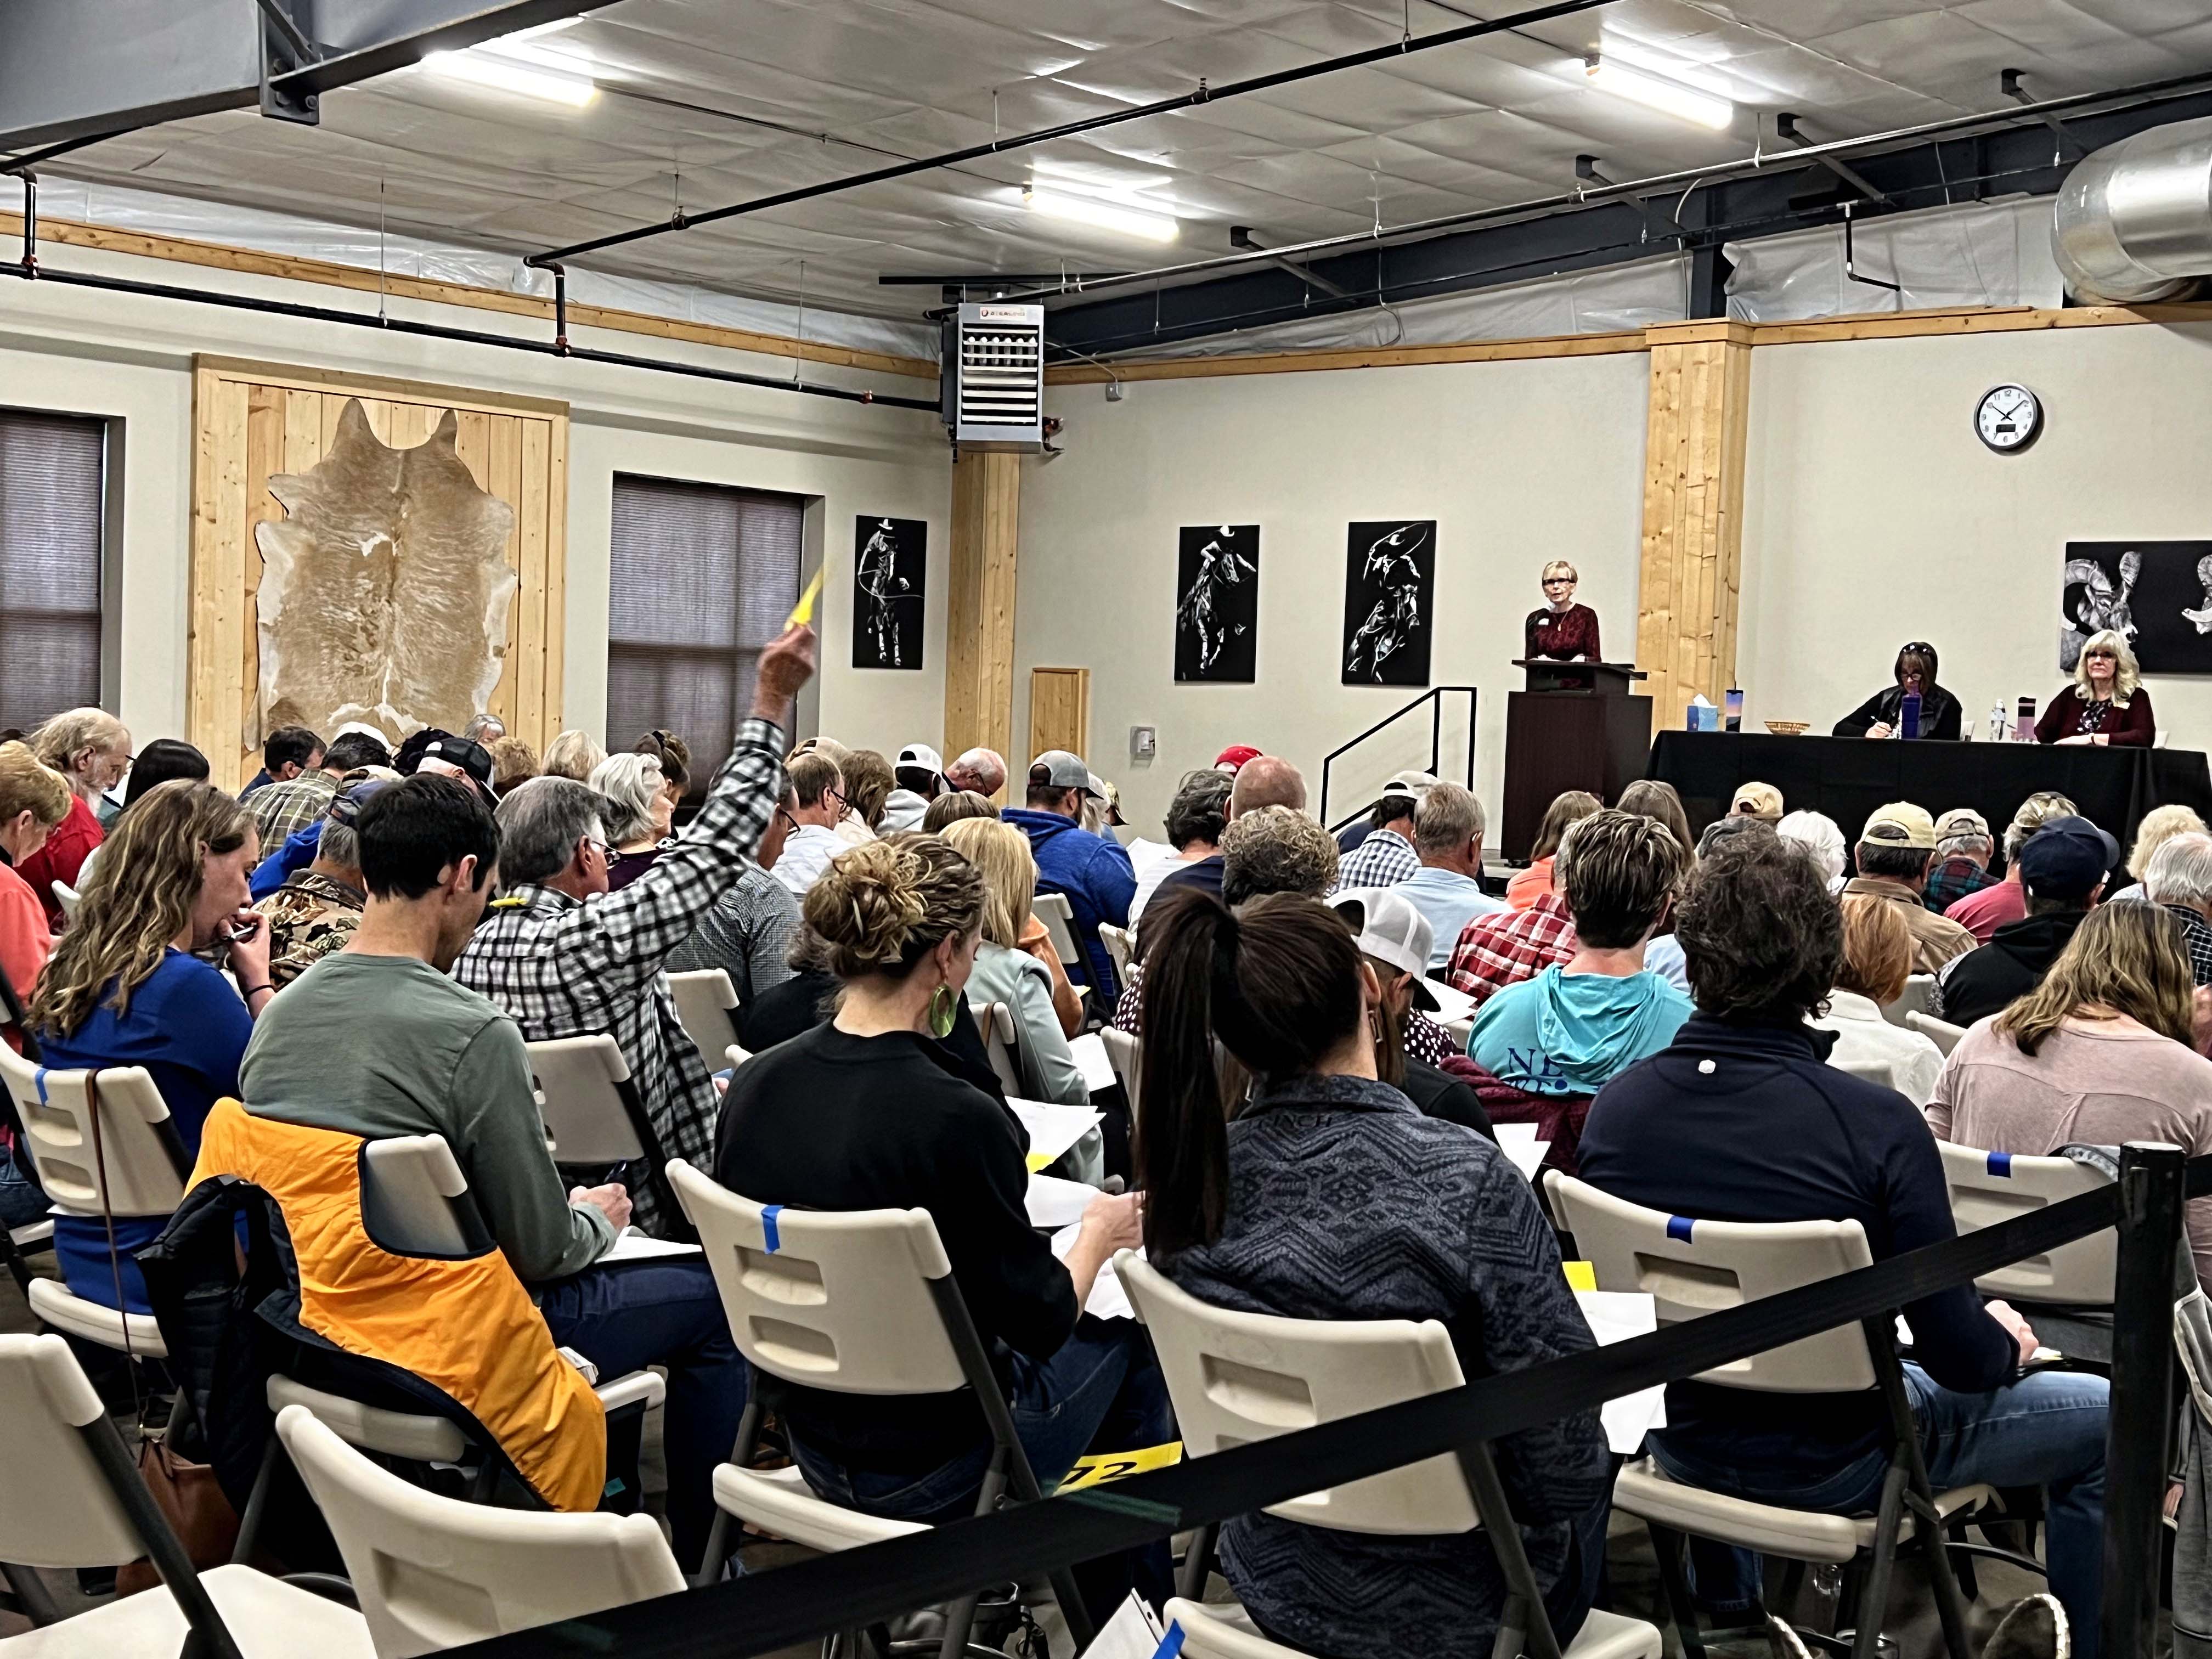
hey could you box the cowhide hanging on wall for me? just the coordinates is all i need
[255,399,518,746]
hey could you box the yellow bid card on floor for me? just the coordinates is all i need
[1056,1442,1183,1491]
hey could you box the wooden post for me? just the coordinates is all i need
[945,450,1020,781]
[1635,320,1753,736]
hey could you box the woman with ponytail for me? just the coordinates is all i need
[1138,885,1610,1659]
[714,832,1170,1607]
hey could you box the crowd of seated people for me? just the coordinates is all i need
[4,662,2198,1659]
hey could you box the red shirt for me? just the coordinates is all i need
[1444,891,1577,1007]
[17,793,101,930]
[1945,876,2026,945]
[0,860,50,1052]
[2034,685,2155,747]
[1524,603,1601,663]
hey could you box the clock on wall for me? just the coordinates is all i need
[1974,383,2044,453]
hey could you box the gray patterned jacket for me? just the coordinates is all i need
[1160,1073,1609,1659]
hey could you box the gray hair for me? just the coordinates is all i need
[495,777,606,887]
[542,729,607,782]
[1938,827,1994,861]
[2145,832,2212,910]
[1413,783,1486,857]
[1775,810,1847,884]
[315,817,361,872]
[461,713,507,743]
[2006,791,2078,861]
[587,752,663,845]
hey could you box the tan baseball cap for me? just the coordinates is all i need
[1861,802,1938,851]
[1729,781,1784,822]
[1934,807,1990,843]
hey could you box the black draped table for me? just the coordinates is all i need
[1650,732,2212,866]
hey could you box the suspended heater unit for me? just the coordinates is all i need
[944,302,1046,453]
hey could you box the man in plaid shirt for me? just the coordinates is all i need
[1330,774,1434,894]
[249,731,392,849]
[1444,888,1577,1009]
[454,624,815,1235]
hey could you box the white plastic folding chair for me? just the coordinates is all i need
[1099,1025,1141,1116]
[235,1134,664,1560]
[1546,1174,1995,1659]
[1879,974,1934,1028]
[1938,1142,2115,1359]
[0,1047,188,1358]
[1097,922,1135,988]
[0,1333,374,1657]
[667,969,743,1073]
[526,1034,676,1224]
[1119,1255,1663,1659]
[668,1158,1097,1654]
[49,882,79,923]
[972,1000,1026,1099]
[711,1464,929,1657]
[1031,891,1084,972]
[1906,1011,1967,1056]
[276,1403,683,1659]
[0,988,53,1294]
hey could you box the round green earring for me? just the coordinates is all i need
[928,983,959,1039]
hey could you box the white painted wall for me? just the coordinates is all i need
[1739,319,2212,753]
[1020,352,1654,836]
[0,238,950,759]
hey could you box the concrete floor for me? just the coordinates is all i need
[0,1258,2067,1657]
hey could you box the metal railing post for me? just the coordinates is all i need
[2101,1140,2186,1659]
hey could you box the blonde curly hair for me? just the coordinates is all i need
[802,832,984,980]
[2073,629,2142,707]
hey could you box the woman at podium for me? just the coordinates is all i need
[1525,560,1601,663]
[1832,640,1962,741]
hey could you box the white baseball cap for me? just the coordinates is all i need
[1329,888,1440,1011]
[1379,771,1440,802]
[896,743,943,776]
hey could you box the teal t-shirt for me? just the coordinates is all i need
[1468,966,1693,1097]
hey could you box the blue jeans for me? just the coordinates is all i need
[0,1142,48,1232]
[1652,1364,2109,1659]
[793,1317,1176,1614]
[539,1257,749,1576]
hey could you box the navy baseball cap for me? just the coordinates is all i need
[2016,815,2119,900]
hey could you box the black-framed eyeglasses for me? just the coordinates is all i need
[774,806,799,831]
[1543,577,1573,586]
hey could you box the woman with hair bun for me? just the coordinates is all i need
[714,833,1170,1605]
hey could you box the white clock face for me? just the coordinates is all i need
[1976,383,2042,452]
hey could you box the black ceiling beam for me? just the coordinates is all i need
[1038,86,2212,359]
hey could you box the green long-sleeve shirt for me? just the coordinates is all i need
[240,951,612,1282]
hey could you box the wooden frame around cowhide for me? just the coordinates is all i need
[187,355,569,789]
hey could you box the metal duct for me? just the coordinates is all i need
[2053,115,2212,302]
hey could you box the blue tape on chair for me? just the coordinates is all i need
[1666,1215,1694,1243]
[1152,1623,1186,1659]
[32,1068,47,1105]
[761,1205,783,1254]
[1988,1152,2012,1177]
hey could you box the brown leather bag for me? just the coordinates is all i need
[80,1069,244,1595]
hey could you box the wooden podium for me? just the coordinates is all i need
[1503,660,1651,860]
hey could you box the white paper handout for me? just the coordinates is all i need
[1009,1098,1105,1169]
[602,1227,704,1262]
[1026,1173,1098,1229]
[1423,976,1476,1028]
[1576,1289,1667,1454]
[1052,1223,1137,1321]
[1068,1031,1118,1095]
[1084,1591,1169,1659]
[1503,1139,1551,1182]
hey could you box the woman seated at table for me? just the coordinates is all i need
[2038,629,2155,748]
[1832,640,1961,741]
[1141,885,1607,1659]
[713,833,1169,1609]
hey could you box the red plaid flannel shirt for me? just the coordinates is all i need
[1444,890,1577,1006]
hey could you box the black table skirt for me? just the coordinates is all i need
[1650,732,2212,869]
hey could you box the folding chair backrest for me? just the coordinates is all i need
[1906,1010,1967,1055]
[1831,1054,1894,1090]
[1032,890,1082,968]
[667,969,742,1072]
[1118,1254,1476,1535]
[1097,923,1134,986]
[276,1404,684,1658]
[0,1333,147,1567]
[667,1159,970,1396]
[1546,1173,1877,1393]
[973,1001,1024,1098]
[1938,1142,2116,1305]
[1881,974,1934,1026]
[0,1047,186,1216]
[1099,1025,1141,1115]
[528,1034,648,1164]
[361,1134,488,1258]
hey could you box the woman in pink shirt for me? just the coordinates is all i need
[1929,901,2212,1288]
[17,707,131,929]
[0,740,71,1228]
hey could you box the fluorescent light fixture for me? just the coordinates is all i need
[422,49,597,106]
[1584,55,1733,129]
[1024,187,1179,242]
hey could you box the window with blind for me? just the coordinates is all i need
[607,475,803,785]
[0,410,107,734]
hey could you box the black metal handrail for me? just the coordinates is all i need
[1318,685,1478,832]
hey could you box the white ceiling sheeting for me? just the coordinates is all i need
[32,0,2212,328]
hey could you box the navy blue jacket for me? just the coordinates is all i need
[1578,1015,2016,1473]
[1000,807,1135,992]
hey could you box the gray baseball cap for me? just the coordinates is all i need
[1029,750,1098,795]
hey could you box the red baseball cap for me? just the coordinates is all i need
[1215,744,1262,771]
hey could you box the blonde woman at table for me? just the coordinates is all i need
[2036,629,2155,748]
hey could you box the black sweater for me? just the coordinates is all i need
[1936,910,2088,1027]
[1578,1016,2014,1475]
[713,1022,1077,1471]
[1831,682,1962,741]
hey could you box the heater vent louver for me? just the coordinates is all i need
[945,303,1045,452]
